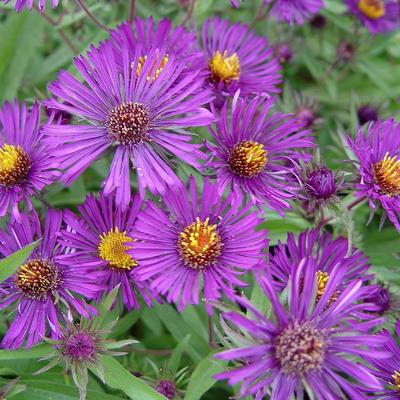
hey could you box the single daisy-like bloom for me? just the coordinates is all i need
[206,95,314,214]
[264,0,324,25]
[367,321,400,399]
[347,118,400,231]
[110,17,202,75]
[201,17,281,98]
[131,176,268,313]
[215,260,385,399]
[270,229,374,294]
[0,210,100,349]
[44,41,214,207]
[345,0,399,35]
[0,100,59,219]
[60,191,159,310]
[3,0,59,12]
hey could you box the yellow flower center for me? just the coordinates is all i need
[373,152,400,197]
[209,50,240,84]
[178,217,222,269]
[98,228,137,270]
[357,0,385,19]
[16,259,61,301]
[228,141,267,178]
[0,144,31,186]
[135,54,169,82]
[316,270,339,305]
[391,370,400,390]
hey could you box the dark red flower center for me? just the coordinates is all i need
[106,102,150,146]
[0,144,31,186]
[16,258,61,301]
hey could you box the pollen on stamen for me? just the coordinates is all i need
[373,152,400,197]
[98,227,137,270]
[135,54,169,82]
[391,370,400,390]
[0,144,31,186]
[228,140,267,178]
[16,258,61,301]
[106,102,150,146]
[209,50,240,84]
[178,217,222,269]
[357,0,385,19]
[316,270,339,305]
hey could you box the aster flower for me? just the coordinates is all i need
[215,259,385,400]
[60,191,159,310]
[43,40,214,207]
[270,229,374,293]
[347,118,400,231]
[273,42,293,64]
[358,104,380,125]
[364,283,400,316]
[206,94,314,214]
[110,17,202,75]
[131,176,268,313]
[3,0,59,12]
[264,0,324,25]
[297,162,345,215]
[0,100,59,219]
[367,321,400,399]
[0,210,100,349]
[201,17,281,99]
[345,0,399,35]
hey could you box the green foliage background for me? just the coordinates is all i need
[0,0,400,399]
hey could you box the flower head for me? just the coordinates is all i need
[201,17,281,99]
[270,229,374,295]
[206,95,314,214]
[345,0,399,35]
[0,100,59,220]
[264,0,324,25]
[367,321,400,399]
[131,176,268,313]
[215,260,385,399]
[358,104,379,125]
[3,0,59,12]
[44,40,214,208]
[60,191,159,310]
[347,118,400,231]
[0,210,100,349]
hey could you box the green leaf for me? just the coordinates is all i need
[167,334,191,375]
[184,354,225,400]
[0,344,52,360]
[0,11,44,101]
[249,279,271,317]
[0,241,39,283]
[94,356,167,400]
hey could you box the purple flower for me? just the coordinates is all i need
[270,229,374,293]
[230,0,244,7]
[201,17,281,99]
[345,0,399,35]
[273,42,293,64]
[156,380,176,400]
[367,321,400,399]
[3,0,59,12]
[215,260,385,399]
[43,41,214,208]
[110,17,202,76]
[206,95,314,214]
[264,0,324,25]
[0,100,59,220]
[0,210,100,349]
[60,191,159,310]
[131,176,268,313]
[347,118,400,231]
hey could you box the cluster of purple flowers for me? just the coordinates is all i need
[0,3,400,400]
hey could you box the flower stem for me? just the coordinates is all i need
[129,0,136,24]
[76,0,109,31]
